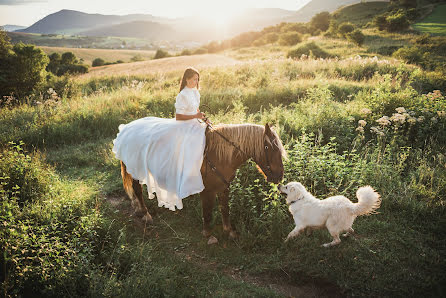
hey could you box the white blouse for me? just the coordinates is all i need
[175,87,200,115]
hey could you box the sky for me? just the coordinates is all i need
[0,0,312,26]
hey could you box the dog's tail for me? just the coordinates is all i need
[353,186,381,216]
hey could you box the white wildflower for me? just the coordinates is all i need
[417,116,425,122]
[407,117,417,125]
[376,116,391,126]
[356,126,364,133]
[358,120,367,127]
[395,107,406,114]
[391,113,406,124]
[360,108,372,116]
[437,111,445,118]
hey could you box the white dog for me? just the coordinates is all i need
[279,182,381,247]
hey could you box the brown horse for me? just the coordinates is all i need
[120,123,286,239]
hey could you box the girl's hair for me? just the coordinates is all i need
[179,67,200,92]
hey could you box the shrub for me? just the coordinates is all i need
[375,45,402,56]
[338,22,355,37]
[0,142,55,206]
[92,57,105,67]
[153,49,169,59]
[393,46,424,64]
[346,29,365,46]
[374,14,388,31]
[192,48,207,54]
[180,49,191,56]
[278,32,302,46]
[287,41,332,59]
[60,51,77,65]
[264,32,279,44]
[310,11,331,32]
[386,12,410,32]
[130,54,144,62]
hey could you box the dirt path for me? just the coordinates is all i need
[79,54,242,79]
[107,195,344,297]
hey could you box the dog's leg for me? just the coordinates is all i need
[285,227,303,242]
[322,233,341,247]
[342,227,355,237]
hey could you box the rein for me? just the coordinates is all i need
[200,112,273,186]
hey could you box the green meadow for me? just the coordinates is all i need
[1,2,446,297]
[413,4,446,35]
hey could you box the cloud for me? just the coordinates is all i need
[0,0,47,5]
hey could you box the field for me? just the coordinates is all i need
[39,46,156,65]
[413,3,446,35]
[1,4,446,297]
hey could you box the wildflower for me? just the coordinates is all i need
[360,108,372,116]
[358,120,367,127]
[390,113,406,124]
[356,126,364,133]
[395,107,406,114]
[407,117,417,125]
[417,116,425,122]
[376,116,391,126]
[437,111,446,118]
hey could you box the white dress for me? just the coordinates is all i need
[112,87,206,211]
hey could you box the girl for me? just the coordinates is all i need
[112,67,207,211]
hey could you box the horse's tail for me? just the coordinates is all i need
[121,161,136,200]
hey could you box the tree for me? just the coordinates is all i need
[153,49,169,59]
[92,58,105,67]
[61,51,77,65]
[386,12,410,32]
[7,43,49,99]
[310,12,331,32]
[278,32,302,46]
[47,52,61,74]
[374,15,388,31]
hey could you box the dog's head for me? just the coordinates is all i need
[278,182,307,205]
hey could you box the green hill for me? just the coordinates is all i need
[332,1,390,27]
[413,3,446,35]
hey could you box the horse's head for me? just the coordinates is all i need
[257,123,285,184]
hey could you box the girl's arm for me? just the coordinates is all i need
[176,111,205,120]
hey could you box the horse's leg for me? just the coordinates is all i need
[200,189,216,238]
[120,161,153,223]
[218,188,237,239]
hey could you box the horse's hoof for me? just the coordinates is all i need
[142,213,153,224]
[207,236,218,245]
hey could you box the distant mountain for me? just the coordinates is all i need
[285,0,389,23]
[17,9,162,35]
[80,21,178,40]
[1,24,26,32]
[16,8,296,42]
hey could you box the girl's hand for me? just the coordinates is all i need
[196,111,206,119]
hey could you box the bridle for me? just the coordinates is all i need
[199,110,274,186]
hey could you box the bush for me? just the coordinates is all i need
[338,22,355,37]
[393,46,424,64]
[153,49,169,59]
[130,54,144,62]
[386,12,410,32]
[0,142,55,206]
[92,57,105,67]
[193,48,207,54]
[375,45,402,56]
[180,49,192,56]
[1,42,49,100]
[278,32,302,46]
[287,41,332,59]
[346,29,365,46]
[374,14,388,31]
[310,11,331,32]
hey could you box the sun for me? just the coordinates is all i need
[201,5,243,28]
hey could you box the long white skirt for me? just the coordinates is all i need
[112,117,206,211]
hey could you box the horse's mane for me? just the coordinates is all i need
[206,124,287,163]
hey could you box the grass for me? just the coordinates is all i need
[332,1,390,27]
[413,4,446,35]
[1,31,446,297]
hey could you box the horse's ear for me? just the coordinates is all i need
[264,123,272,136]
